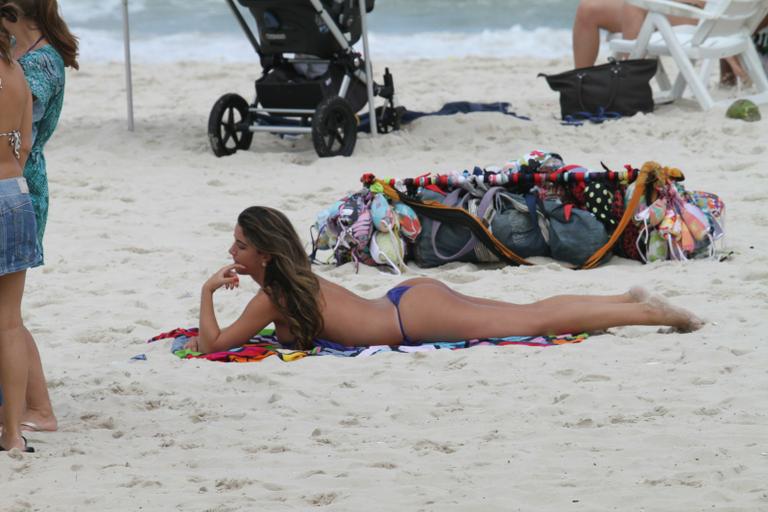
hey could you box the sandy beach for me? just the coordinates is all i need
[1,56,767,511]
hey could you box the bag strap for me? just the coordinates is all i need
[376,182,533,266]
[476,186,503,219]
[523,192,545,238]
[580,164,651,269]
[374,166,652,270]
[429,189,479,261]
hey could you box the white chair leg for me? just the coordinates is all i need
[672,71,688,100]
[657,19,714,109]
[656,58,672,91]
[698,58,714,86]
[741,45,768,94]
[628,14,658,59]
[653,58,675,103]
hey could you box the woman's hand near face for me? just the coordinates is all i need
[203,263,245,293]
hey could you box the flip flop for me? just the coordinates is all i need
[561,107,623,126]
[20,421,48,432]
[0,435,35,453]
[1,422,43,433]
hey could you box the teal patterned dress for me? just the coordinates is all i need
[19,45,66,267]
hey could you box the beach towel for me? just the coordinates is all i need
[357,101,530,133]
[148,328,588,363]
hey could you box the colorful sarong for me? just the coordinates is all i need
[148,328,588,363]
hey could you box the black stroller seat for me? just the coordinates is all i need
[241,0,374,57]
[208,0,399,158]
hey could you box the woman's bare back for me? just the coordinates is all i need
[309,277,404,346]
[0,60,30,178]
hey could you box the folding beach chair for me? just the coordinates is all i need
[609,0,768,110]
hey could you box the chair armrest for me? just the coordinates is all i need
[625,0,715,20]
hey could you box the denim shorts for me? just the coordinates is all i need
[0,177,40,276]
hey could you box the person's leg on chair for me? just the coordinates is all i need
[620,2,648,40]
[573,0,624,68]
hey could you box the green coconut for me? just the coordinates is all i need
[726,99,761,122]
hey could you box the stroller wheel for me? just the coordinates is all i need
[312,97,357,158]
[208,93,253,157]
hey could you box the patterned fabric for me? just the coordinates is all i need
[623,174,725,263]
[148,327,589,363]
[584,181,618,230]
[19,45,66,267]
[617,220,644,261]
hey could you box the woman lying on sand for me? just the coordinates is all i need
[184,206,703,354]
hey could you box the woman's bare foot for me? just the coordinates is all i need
[20,411,57,432]
[0,408,57,432]
[628,286,651,303]
[647,294,704,332]
[0,432,27,452]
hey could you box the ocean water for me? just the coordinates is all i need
[59,0,578,62]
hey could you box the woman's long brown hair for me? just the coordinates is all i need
[0,24,11,64]
[3,0,78,69]
[238,206,323,350]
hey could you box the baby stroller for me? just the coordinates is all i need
[209,0,401,158]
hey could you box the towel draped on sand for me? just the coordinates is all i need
[149,328,588,363]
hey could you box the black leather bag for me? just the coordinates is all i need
[540,58,658,119]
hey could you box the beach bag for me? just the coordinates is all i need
[413,188,481,267]
[624,176,725,263]
[541,199,611,266]
[486,189,550,258]
[539,58,657,118]
[413,187,550,268]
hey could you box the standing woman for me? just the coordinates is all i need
[0,22,36,452]
[0,0,78,433]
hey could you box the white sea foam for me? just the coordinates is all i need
[368,26,572,60]
[61,0,146,24]
[77,26,572,63]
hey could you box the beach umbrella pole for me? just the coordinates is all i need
[122,0,135,131]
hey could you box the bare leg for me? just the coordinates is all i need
[398,278,647,308]
[0,271,30,451]
[720,14,768,86]
[720,59,737,87]
[532,285,649,307]
[21,327,57,431]
[621,3,648,40]
[723,56,749,84]
[573,0,624,68]
[398,284,701,342]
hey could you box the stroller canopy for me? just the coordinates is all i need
[238,0,375,57]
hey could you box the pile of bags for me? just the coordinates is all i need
[312,151,726,272]
[620,162,725,263]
